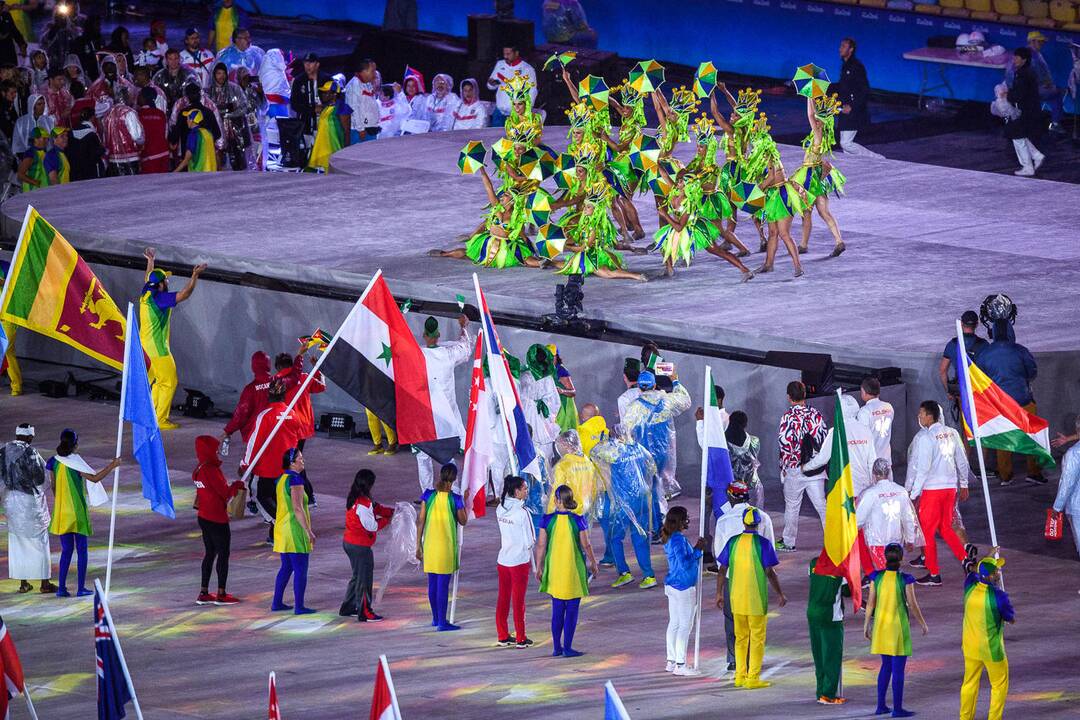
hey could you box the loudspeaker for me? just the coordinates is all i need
[467,14,534,61]
[870,366,903,386]
[763,350,835,396]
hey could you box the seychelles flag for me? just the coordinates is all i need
[955,325,1053,467]
[321,271,460,463]
[472,275,539,478]
[701,365,734,519]
[814,392,862,610]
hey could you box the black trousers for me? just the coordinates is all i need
[341,541,375,617]
[255,476,278,542]
[198,517,231,590]
[296,439,316,504]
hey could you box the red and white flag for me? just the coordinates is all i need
[0,616,25,720]
[369,655,401,720]
[462,334,493,519]
[268,671,281,720]
[321,272,460,463]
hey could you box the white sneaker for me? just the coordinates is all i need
[1014,165,1035,177]
[673,665,702,677]
[1031,153,1045,171]
[665,661,676,673]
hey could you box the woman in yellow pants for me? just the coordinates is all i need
[364,409,397,454]
[960,555,1014,720]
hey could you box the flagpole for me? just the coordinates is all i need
[692,365,711,672]
[23,687,39,720]
[472,274,520,477]
[238,270,382,490]
[448,529,463,624]
[380,655,403,720]
[0,205,34,313]
[104,303,135,598]
[94,579,144,720]
[955,319,1003,581]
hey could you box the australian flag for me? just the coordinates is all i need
[95,587,133,720]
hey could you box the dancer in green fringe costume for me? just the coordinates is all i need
[745,114,805,277]
[706,86,756,257]
[791,94,847,257]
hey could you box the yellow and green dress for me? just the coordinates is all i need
[44,147,70,185]
[686,145,734,223]
[273,471,312,554]
[213,2,241,54]
[745,133,806,222]
[539,511,589,600]
[19,148,47,193]
[186,125,218,172]
[307,99,351,172]
[139,277,180,426]
[960,572,1013,720]
[464,208,535,269]
[719,530,780,682]
[421,489,464,575]
[5,0,34,42]
[869,570,916,656]
[652,177,720,267]
[557,181,624,277]
[0,260,19,395]
[47,456,92,537]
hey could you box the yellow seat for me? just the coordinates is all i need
[1021,0,1050,17]
[966,0,992,10]
[1065,22,1080,30]
[942,5,972,13]
[858,0,887,7]
[940,0,965,7]
[993,0,1021,12]
[1049,0,1077,22]
[915,3,944,11]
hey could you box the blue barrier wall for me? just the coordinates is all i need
[253,0,1077,102]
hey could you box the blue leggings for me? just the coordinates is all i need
[877,654,908,713]
[551,597,581,654]
[427,573,452,627]
[273,553,309,611]
[58,533,88,591]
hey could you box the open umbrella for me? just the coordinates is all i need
[489,137,515,165]
[535,223,567,258]
[553,152,577,190]
[577,74,610,111]
[792,63,831,98]
[648,174,673,197]
[543,51,577,71]
[693,61,719,98]
[457,140,486,174]
[629,133,661,173]
[628,59,665,94]
[728,180,766,211]
[518,147,556,182]
[526,188,555,225]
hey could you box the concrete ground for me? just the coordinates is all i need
[1,392,1077,719]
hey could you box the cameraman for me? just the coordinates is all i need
[939,310,988,404]
[975,295,1042,485]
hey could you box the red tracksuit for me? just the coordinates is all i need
[224,351,272,443]
[276,354,326,441]
[137,105,170,173]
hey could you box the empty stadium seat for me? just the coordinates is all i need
[1049,0,1077,23]
[940,0,972,15]
[915,3,944,12]
[1021,0,1050,17]
[858,0,888,8]
[993,0,1021,13]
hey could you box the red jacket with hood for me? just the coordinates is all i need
[275,353,325,441]
[224,351,272,442]
[242,401,304,479]
[193,435,243,523]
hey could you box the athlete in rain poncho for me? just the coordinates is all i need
[547,431,600,520]
[258,48,291,119]
[1053,415,1080,559]
[590,423,657,585]
[421,73,460,132]
[621,370,691,531]
[0,425,56,592]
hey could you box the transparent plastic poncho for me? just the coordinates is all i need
[590,435,657,535]
[374,501,422,605]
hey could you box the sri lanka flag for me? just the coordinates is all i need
[814,392,862,610]
[0,207,125,370]
[473,275,539,478]
[462,334,493,519]
[321,271,460,463]
[955,332,1053,467]
[701,365,734,519]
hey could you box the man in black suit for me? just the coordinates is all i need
[829,37,883,159]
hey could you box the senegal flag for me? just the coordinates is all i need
[0,207,125,370]
[815,392,862,610]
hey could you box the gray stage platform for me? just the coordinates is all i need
[2,129,1079,445]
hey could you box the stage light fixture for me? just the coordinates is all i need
[542,276,591,332]
[319,412,355,439]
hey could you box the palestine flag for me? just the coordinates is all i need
[321,273,460,463]
[0,207,125,370]
[814,393,862,610]
[956,341,1053,467]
